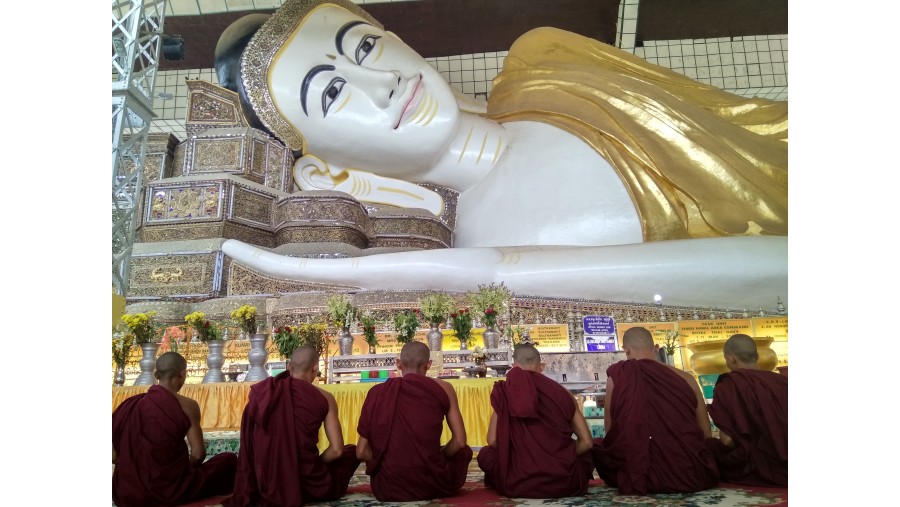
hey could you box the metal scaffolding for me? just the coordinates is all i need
[112,0,167,296]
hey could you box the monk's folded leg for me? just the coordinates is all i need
[303,445,362,502]
[577,451,596,485]
[192,452,238,500]
[477,446,499,489]
[324,445,362,499]
[591,439,619,488]
[446,445,474,494]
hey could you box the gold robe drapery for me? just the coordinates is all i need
[487,28,787,241]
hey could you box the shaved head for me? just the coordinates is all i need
[513,344,541,369]
[623,327,654,351]
[399,341,431,372]
[290,345,319,375]
[723,334,759,366]
[156,352,187,381]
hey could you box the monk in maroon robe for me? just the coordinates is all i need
[705,334,788,486]
[478,344,595,498]
[113,352,237,507]
[225,346,360,507]
[356,341,473,501]
[592,327,718,495]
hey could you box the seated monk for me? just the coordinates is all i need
[225,346,360,507]
[356,341,473,501]
[112,352,237,507]
[592,327,718,495]
[705,334,788,487]
[478,344,595,498]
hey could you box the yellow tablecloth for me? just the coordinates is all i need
[112,378,499,448]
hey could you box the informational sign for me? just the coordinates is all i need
[529,324,571,351]
[583,315,618,352]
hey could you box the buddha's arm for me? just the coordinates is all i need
[221,236,787,309]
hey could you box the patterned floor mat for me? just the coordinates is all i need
[167,470,787,507]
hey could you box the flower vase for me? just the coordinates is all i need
[338,327,353,356]
[245,333,270,382]
[482,326,501,349]
[113,363,126,387]
[368,344,377,354]
[427,324,443,351]
[133,342,159,386]
[459,338,468,351]
[202,340,226,383]
[665,353,676,367]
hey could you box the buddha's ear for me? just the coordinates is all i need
[293,154,348,191]
[293,155,445,216]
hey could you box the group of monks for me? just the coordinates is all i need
[112,330,787,507]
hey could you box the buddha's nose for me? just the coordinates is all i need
[343,66,405,109]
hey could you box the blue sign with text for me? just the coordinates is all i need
[583,315,616,335]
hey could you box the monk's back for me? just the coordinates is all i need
[485,368,595,498]
[707,368,788,486]
[595,359,718,494]
[364,375,448,470]
[358,373,472,501]
[112,386,194,507]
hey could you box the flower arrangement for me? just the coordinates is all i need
[359,313,379,348]
[471,346,486,363]
[230,305,258,336]
[297,323,328,359]
[112,328,134,366]
[509,325,526,346]
[468,282,511,329]
[326,294,357,329]
[663,330,681,356]
[184,311,222,343]
[121,311,161,344]
[272,325,300,360]
[394,310,420,344]
[449,308,473,346]
[418,292,455,326]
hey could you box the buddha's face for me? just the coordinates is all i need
[269,4,460,175]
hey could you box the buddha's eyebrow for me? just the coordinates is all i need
[335,20,371,55]
[301,64,335,116]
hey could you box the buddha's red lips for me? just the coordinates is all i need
[394,75,422,129]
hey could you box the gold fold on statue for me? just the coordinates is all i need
[487,27,788,242]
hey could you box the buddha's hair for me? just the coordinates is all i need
[214,0,382,153]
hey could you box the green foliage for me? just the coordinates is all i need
[394,310,420,344]
[296,323,328,359]
[359,313,379,347]
[121,311,162,344]
[272,325,300,360]
[112,327,134,365]
[468,282,511,329]
[418,292,455,325]
[449,308,473,346]
[326,294,357,328]
[230,305,258,336]
[184,312,222,342]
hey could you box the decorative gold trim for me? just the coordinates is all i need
[240,0,382,152]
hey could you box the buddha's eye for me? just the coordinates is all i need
[356,35,381,64]
[322,78,346,116]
